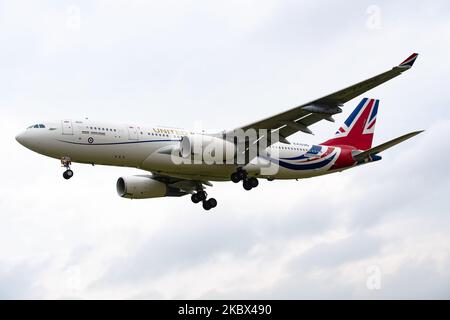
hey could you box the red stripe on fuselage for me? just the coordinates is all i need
[328,146,356,170]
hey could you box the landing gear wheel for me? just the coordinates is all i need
[243,179,253,191]
[237,170,246,181]
[231,172,241,183]
[191,193,201,204]
[202,200,212,211]
[202,198,217,211]
[63,169,73,180]
[197,191,207,201]
[231,168,247,183]
[249,177,259,188]
[208,198,217,208]
[192,191,207,204]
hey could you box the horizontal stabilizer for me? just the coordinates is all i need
[352,130,424,162]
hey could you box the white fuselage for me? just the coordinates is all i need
[16,119,351,181]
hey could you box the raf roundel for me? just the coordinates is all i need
[88,137,94,144]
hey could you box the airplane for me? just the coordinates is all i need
[16,53,422,211]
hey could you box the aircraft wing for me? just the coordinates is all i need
[151,173,212,193]
[231,53,419,144]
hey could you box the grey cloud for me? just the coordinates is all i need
[376,259,450,299]
[0,261,46,299]
[93,203,337,287]
[291,232,382,270]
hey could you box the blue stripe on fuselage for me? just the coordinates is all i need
[281,145,322,160]
[278,156,334,170]
[265,152,336,170]
[56,139,180,146]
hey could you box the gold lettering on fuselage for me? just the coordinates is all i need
[152,128,194,136]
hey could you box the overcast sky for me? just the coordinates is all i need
[1,0,449,299]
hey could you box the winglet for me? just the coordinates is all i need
[398,53,419,69]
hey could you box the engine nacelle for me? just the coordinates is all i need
[180,134,235,162]
[116,176,184,199]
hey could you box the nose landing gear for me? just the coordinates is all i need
[63,169,74,180]
[191,190,217,211]
[61,156,74,180]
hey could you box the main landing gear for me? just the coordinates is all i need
[191,190,217,211]
[230,168,259,191]
[61,156,74,180]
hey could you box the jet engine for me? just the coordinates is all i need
[116,175,185,199]
[179,134,235,162]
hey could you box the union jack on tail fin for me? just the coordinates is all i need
[321,98,379,150]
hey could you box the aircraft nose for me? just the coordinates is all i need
[15,131,32,148]
[15,131,26,145]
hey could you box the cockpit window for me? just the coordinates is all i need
[28,124,46,129]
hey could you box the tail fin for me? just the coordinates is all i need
[321,98,379,150]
